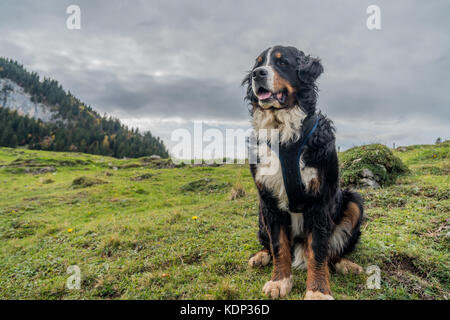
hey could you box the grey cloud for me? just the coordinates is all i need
[0,0,449,149]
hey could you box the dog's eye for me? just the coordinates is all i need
[278,58,289,66]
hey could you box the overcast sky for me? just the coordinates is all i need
[1,0,449,156]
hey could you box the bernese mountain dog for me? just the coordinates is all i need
[242,46,364,300]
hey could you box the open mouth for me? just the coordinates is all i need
[256,87,287,104]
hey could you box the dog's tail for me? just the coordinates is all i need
[342,189,364,226]
[329,189,364,257]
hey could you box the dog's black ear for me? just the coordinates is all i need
[241,71,257,103]
[298,57,323,83]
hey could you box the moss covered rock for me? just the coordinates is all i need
[340,144,409,188]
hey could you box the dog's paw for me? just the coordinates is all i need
[262,276,293,299]
[335,258,363,275]
[304,290,334,300]
[248,250,271,267]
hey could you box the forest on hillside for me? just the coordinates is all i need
[0,58,169,158]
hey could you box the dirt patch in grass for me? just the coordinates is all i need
[0,219,41,239]
[167,212,182,224]
[384,253,428,279]
[140,157,175,169]
[229,182,246,200]
[215,279,240,300]
[422,221,450,239]
[182,251,204,265]
[117,163,142,169]
[421,186,450,201]
[180,178,231,194]
[72,176,108,188]
[133,187,149,195]
[40,178,55,184]
[7,157,91,168]
[99,235,122,257]
[132,173,155,181]
[3,166,57,174]
[211,259,244,276]
[383,253,445,299]
[93,275,122,298]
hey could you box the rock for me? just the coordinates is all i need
[360,178,380,189]
[0,78,58,122]
[149,155,161,159]
[361,168,375,178]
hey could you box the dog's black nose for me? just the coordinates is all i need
[252,68,268,79]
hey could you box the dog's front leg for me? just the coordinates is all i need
[304,232,334,300]
[262,223,293,299]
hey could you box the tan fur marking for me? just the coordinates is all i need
[262,229,293,299]
[272,229,292,281]
[344,202,360,228]
[273,71,296,108]
[273,71,295,93]
[305,234,332,296]
[275,52,282,58]
[257,56,263,63]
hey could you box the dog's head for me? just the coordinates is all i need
[242,46,323,115]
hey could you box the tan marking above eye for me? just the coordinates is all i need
[257,56,263,63]
[275,52,282,58]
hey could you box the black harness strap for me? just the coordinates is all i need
[268,114,319,212]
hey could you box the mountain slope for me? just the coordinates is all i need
[0,58,168,158]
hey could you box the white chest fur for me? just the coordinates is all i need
[255,149,318,212]
[253,107,318,212]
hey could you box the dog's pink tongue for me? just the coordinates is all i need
[258,91,272,100]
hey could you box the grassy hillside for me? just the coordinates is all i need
[0,142,448,299]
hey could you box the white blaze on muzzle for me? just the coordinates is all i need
[251,47,287,109]
[251,66,275,97]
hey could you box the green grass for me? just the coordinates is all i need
[0,143,448,300]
